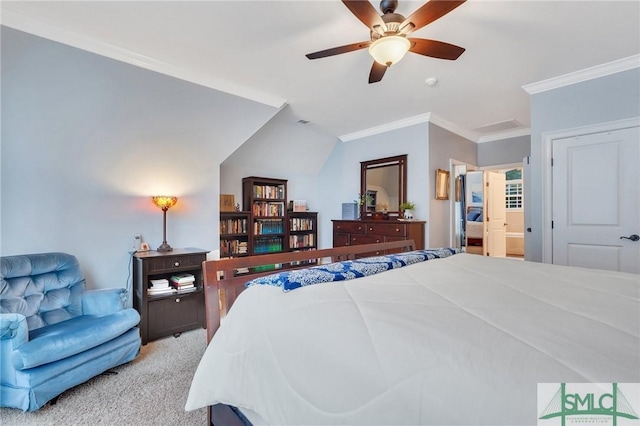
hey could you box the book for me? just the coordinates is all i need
[170,273,195,284]
[173,282,195,289]
[148,287,176,295]
[150,278,169,287]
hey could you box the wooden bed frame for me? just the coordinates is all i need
[200,240,417,426]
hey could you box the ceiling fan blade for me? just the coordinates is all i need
[369,61,387,84]
[342,0,386,31]
[400,0,466,34]
[306,41,371,60]
[409,38,465,60]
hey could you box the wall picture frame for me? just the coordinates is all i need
[435,169,450,200]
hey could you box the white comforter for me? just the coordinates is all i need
[186,253,640,425]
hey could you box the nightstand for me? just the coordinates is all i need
[132,248,209,344]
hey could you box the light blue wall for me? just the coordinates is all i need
[1,27,279,291]
[526,68,640,261]
[315,123,429,248]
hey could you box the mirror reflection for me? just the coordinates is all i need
[360,154,407,217]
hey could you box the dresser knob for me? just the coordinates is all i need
[369,227,373,231]
[175,298,181,303]
[174,261,180,267]
[395,228,400,232]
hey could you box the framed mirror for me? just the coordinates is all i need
[360,154,407,218]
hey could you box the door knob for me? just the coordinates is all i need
[620,234,640,242]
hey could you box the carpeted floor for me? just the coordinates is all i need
[0,328,209,426]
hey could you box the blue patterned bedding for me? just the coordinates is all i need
[245,248,461,292]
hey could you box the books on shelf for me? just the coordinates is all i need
[149,278,169,288]
[148,286,176,296]
[170,273,195,284]
[176,284,197,293]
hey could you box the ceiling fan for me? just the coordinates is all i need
[306,0,466,83]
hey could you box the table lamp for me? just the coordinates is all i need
[152,196,177,252]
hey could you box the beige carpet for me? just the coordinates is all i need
[0,328,208,425]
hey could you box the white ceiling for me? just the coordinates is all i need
[2,0,639,142]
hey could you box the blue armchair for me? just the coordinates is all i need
[0,252,141,411]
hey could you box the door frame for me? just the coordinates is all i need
[540,116,640,264]
[448,158,477,247]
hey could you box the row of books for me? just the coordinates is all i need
[254,219,284,235]
[220,218,247,234]
[147,273,197,296]
[252,202,285,217]
[220,239,248,256]
[252,184,285,200]
[253,237,283,254]
[289,217,314,231]
[290,234,315,248]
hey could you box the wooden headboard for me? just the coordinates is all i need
[201,240,416,342]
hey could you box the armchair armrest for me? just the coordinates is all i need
[1,313,29,382]
[82,288,128,316]
[0,313,28,347]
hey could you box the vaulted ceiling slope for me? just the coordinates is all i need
[2,1,639,141]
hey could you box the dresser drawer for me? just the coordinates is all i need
[350,235,383,246]
[366,223,407,237]
[333,221,366,234]
[146,253,205,273]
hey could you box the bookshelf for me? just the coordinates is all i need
[288,211,318,267]
[220,211,250,257]
[243,177,288,256]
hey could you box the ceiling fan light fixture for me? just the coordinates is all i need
[368,36,410,67]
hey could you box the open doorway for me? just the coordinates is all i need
[483,165,524,259]
[450,162,525,259]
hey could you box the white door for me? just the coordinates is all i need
[552,126,640,273]
[485,171,507,257]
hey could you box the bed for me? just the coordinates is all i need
[186,240,640,425]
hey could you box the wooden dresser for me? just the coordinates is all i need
[332,219,425,256]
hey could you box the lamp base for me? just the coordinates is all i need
[157,242,173,252]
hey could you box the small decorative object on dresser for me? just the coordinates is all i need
[399,201,416,220]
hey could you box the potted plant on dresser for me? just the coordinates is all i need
[399,201,416,220]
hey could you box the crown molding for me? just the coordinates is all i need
[339,113,431,142]
[0,10,287,109]
[339,112,484,143]
[427,114,479,142]
[522,54,640,95]
[477,127,531,143]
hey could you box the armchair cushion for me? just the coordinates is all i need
[12,309,140,370]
